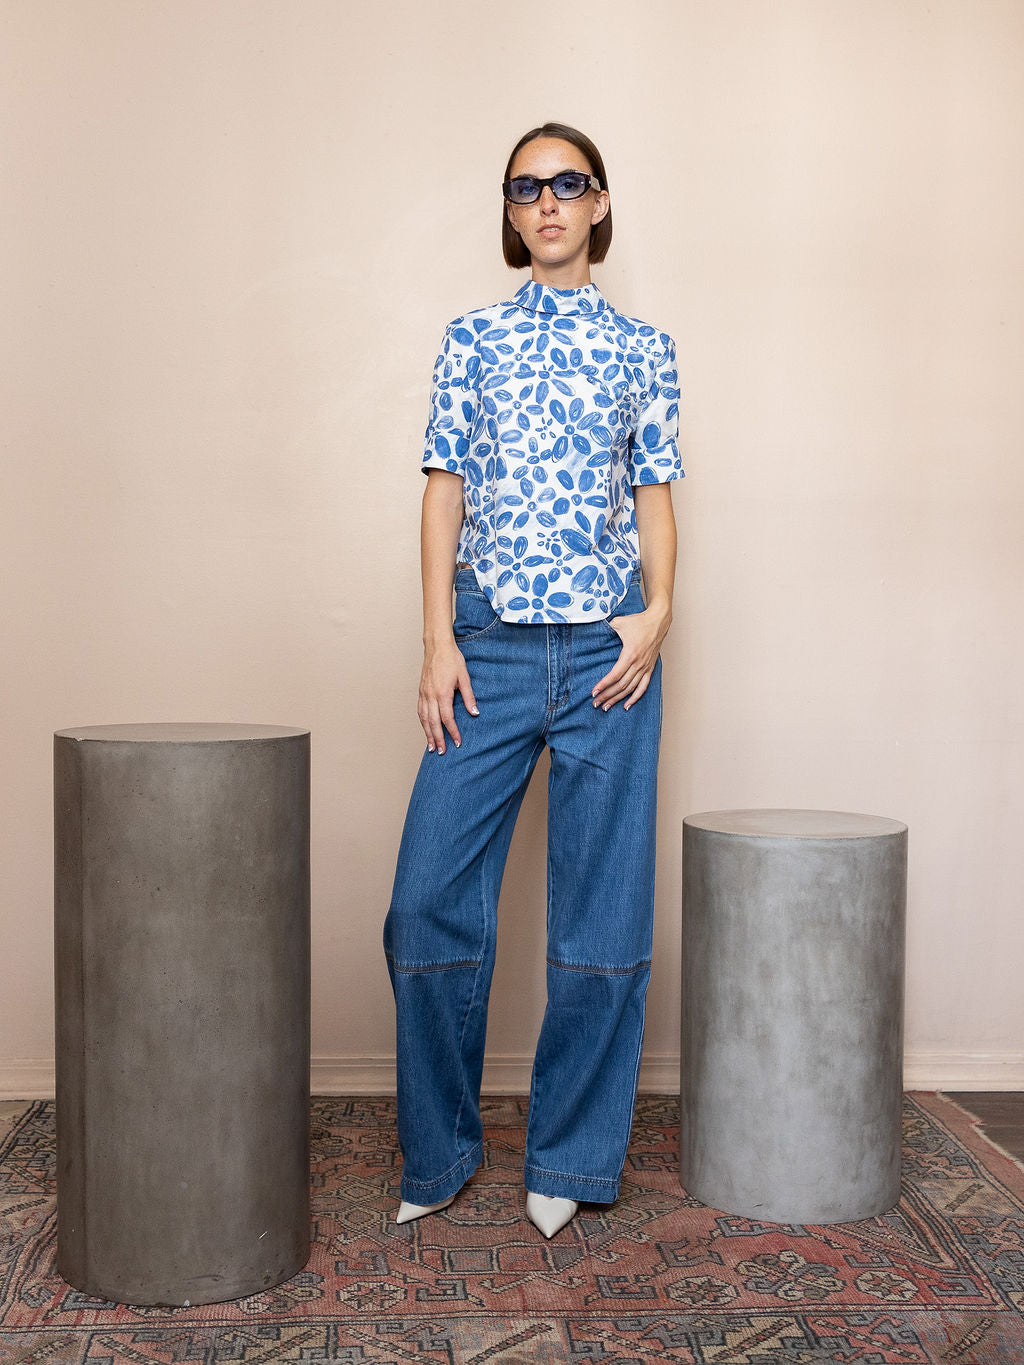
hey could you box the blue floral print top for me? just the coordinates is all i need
[422,280,684,624]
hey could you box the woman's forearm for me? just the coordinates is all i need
[420,469,466,646]
[634,481,677,624]
[590,481,677,711]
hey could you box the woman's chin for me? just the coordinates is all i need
[529,238,586,270]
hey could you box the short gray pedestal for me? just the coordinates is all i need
[54,723,311,1306]
[681,809,907,1224]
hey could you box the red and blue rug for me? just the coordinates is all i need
[1,1092,1022,1362]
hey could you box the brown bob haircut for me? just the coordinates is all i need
[501,121,613,270]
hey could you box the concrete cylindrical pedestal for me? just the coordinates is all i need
[681,809,907,1224]
[54,723,311,1306]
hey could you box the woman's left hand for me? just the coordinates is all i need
[592,601,672,711]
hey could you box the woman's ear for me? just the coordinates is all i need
[591,191,610,226]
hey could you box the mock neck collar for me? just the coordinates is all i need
[512,280,608,316]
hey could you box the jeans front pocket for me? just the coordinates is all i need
[453,588,501,643]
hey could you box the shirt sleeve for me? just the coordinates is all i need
[421,323,475,477]
[628,334,685,486]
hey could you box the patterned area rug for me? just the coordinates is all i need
[1,1093,1022,1363]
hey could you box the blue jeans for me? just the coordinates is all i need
[383,564,663,1204]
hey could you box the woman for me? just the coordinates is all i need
[383,121,683,1239]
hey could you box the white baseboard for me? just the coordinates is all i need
[0,1059,55,1100]
[310,1053,684,1095]
[3,1051,1023,1102]
[903,1052,1024,1091]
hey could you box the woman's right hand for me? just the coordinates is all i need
[418,639,479,754]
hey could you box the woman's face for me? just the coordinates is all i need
[505,136,609,284]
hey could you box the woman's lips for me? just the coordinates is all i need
[538,226,564,238]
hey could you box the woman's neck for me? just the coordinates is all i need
[530,262,593,289]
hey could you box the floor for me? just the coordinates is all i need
[947,1091,1024,1161]
[2,1094,1023,1156]
[0,1101,27,1144]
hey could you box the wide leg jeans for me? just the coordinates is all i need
[383,565,663,1205]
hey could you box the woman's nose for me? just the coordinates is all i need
[538,185,559,212]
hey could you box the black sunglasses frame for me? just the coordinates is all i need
[502,171,602,204]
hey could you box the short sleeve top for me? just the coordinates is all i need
[421,280,684,624]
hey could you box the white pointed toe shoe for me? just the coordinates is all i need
[395,1194,456,1224]
[526,1191,579,1238]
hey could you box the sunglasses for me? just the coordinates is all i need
[502,171,602,204]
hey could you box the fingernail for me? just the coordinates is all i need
[603,704,610,712]
[455,741,461,747]
[470,707,479,715]
[427,743,435,752]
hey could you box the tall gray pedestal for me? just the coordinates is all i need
[681,809,907,1224]
[54,723,311,1306]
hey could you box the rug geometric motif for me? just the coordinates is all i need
[1,1093,1022,1362]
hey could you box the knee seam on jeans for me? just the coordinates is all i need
[385,952,482,973]
[546,956,651,976]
